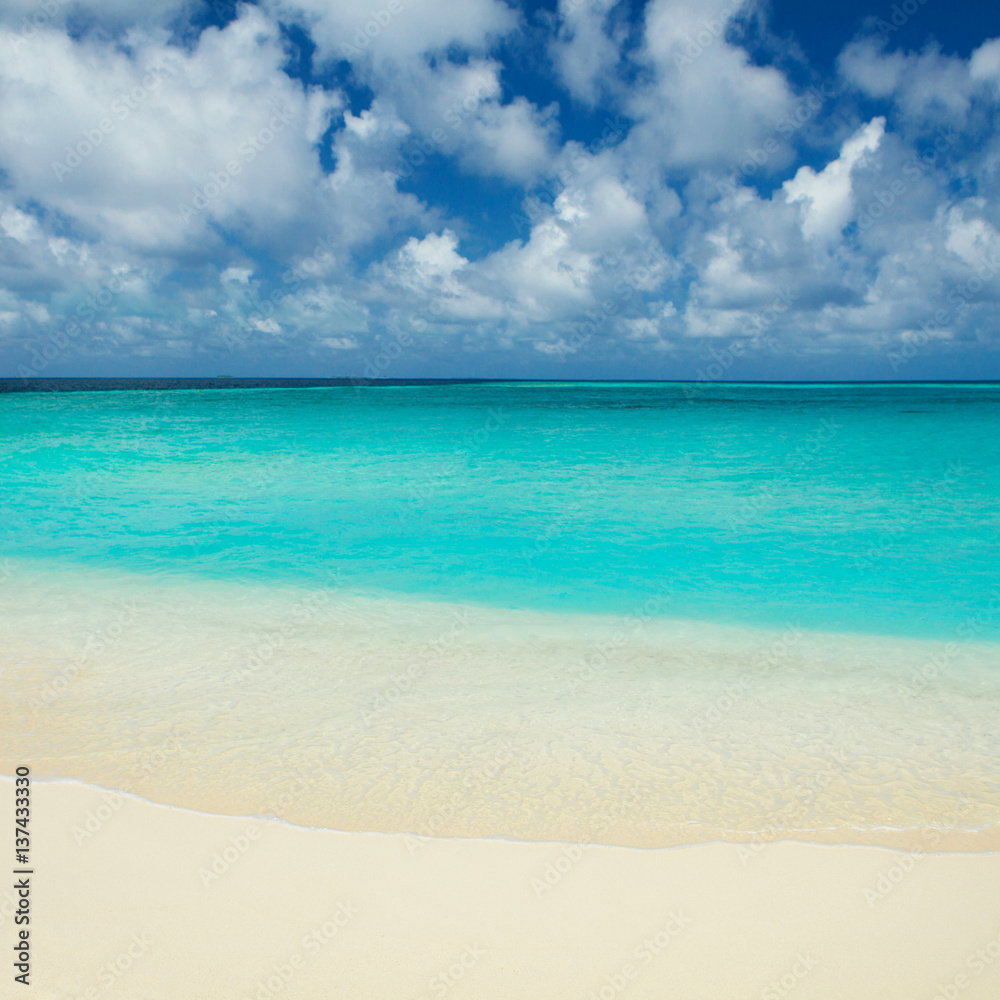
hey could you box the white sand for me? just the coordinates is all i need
[6,777,1000,1000]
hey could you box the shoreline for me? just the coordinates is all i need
[7,776,1000,1000]
[12,774,1000,855]
[4,561,1000,850]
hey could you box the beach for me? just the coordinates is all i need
[6,775,1000,1000]
[2,382,998,996]
[3,563,1000,997]
[3,0,1000,974]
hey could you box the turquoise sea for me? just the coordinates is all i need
[2,380,999,845]
[2,381,999,639]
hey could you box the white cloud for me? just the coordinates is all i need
[478,166,661,325]
[355,55,560,185]
[0,207,43,244]
[265,0,517,67]
[387,230,468,296]
[944,202,1000,268]
[626,0,794,168]
[1,1,999,378]
[970,37,1000,92]
[0,11,345,253]
[784,117,885,241]
[839,38,1000,124]
[549,0,622,106]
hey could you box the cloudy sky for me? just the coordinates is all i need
[1,0,999,379]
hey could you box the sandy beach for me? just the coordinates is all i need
[4,0,1000,980]
[6,775,1000,1000]
[5,564,999,854]
[2,384,999,999]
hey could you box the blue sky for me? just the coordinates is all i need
[1,0,999,380]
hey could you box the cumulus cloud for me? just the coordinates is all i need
[784,117,886,241]
[970,38,1000,88]
[0,1,999,378]
[0,9,349,254]
[838,36,1000,124]
[377,58,560,184]
[265,0,517,68]
[626,0,795,169]
[548,0,623,107]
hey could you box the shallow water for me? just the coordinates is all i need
[1,383,998,846]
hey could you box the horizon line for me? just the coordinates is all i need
[2,376,999,389]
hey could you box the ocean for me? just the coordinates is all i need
[2,380,998,847]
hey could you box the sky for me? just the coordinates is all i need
[1,0,999,380]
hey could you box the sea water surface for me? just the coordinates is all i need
[1,381,998,846]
